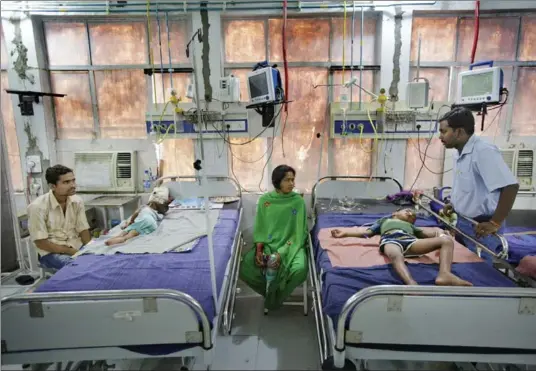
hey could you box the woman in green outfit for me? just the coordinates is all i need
[239,165,309,311]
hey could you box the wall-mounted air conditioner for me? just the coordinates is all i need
[500,149,534,191]
[74,151,137,193]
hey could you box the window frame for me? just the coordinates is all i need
[42,16,193,139]
[410,12,536,137]
[222,14,381,192]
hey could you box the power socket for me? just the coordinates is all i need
[30,178,43,196]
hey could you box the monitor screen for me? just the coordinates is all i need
[461,71,493,97]
[249,73,269,99]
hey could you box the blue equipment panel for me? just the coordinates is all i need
[333,119,378,135]
[146,119,248,135]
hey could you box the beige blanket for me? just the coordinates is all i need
[318,226,483,268]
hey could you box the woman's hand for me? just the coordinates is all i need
[331,229,347,238]
[255,243,265,267]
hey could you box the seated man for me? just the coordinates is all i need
[239,165,308,311]
[27,165,91,270]
[331,208,472,287]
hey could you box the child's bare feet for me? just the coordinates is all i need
[435,272,472,287]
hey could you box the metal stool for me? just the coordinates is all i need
[264,279,309,316]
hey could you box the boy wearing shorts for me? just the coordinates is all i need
[331,208,472,287]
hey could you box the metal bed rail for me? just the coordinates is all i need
[418,193,509,260]
[221,209,244,335]
[1,289,212,350]
[333,285,536,368]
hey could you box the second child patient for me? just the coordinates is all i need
[105,187,171,246]
[331,208,472,287]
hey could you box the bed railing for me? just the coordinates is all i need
[333,285,536,367]
[1,289,213,351]
[154,175,242,200]
[417,193,509,260]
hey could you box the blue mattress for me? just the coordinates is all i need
[35,208,240,355]
[456,218,536,264]
[311,212,517,324]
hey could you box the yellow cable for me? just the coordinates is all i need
[147,0,157,110]
[358,124,374,153]
[342,1,347,84]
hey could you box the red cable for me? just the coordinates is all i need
[470,0,480,64]
[282,0,289,112]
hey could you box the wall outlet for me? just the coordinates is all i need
[30,178,43,197]
[26,155,42,173]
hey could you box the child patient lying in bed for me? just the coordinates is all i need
[105,187,171,246]
[331,208,472,287]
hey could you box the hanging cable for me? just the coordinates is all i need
[342,1,347,84]
[146,0,157,108]
[156,3,165,101]
[282,0,289,111]
[164,12,173,89]
[470,0,480,64]
[350,2,355,103]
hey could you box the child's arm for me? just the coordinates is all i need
[122,207,141,228]
[331,226,376,238]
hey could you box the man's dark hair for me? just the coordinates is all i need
[439,107,475,135]
[271,164,296,189]
[45,165,73,185]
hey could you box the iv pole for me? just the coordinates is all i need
[187,28,218,312]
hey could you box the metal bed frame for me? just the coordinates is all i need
[308,176,536,370]
[1,176,244,371]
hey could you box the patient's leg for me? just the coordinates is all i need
[407,237,472,286]
[383,244,418,285]
[105,230,139,246]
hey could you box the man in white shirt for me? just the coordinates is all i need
[439,107,519,239]
[27,165,91,270]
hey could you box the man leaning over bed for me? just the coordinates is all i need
[27,165,91,270]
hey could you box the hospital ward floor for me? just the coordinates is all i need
[110,282,480,371]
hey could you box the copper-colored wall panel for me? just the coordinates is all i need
[224,20,266,63]
[411,17,457,62]
[512,67,536,136]
[152,73,192,104]
[333,70,374,102]
[404,139,445,190]
[45,22,90,66]
[150,20,188,65]
[161,139,196,176]
[269,18,330,62]
[271,67,329,191]
[333,139,372,177]
[94,70,147,138]
[89,23,147,65]
[331,17,377,65]
[409,68,449,102]
[1,72,23,191]
[50,72,94,139]
[229,138,267,191]
[519,16,536,61]
[457,17,518,62]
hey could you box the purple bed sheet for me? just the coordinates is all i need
[35,209,240,355]
[456,218,536,264]
[311,213,517,324]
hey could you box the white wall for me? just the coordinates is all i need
[3,1,536,224]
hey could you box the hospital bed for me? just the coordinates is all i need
[307,176,536,370]
[1,176,244,370]
[429,187,536,286]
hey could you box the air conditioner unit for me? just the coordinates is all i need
[74,151,137,193]
[500,149,534,191]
